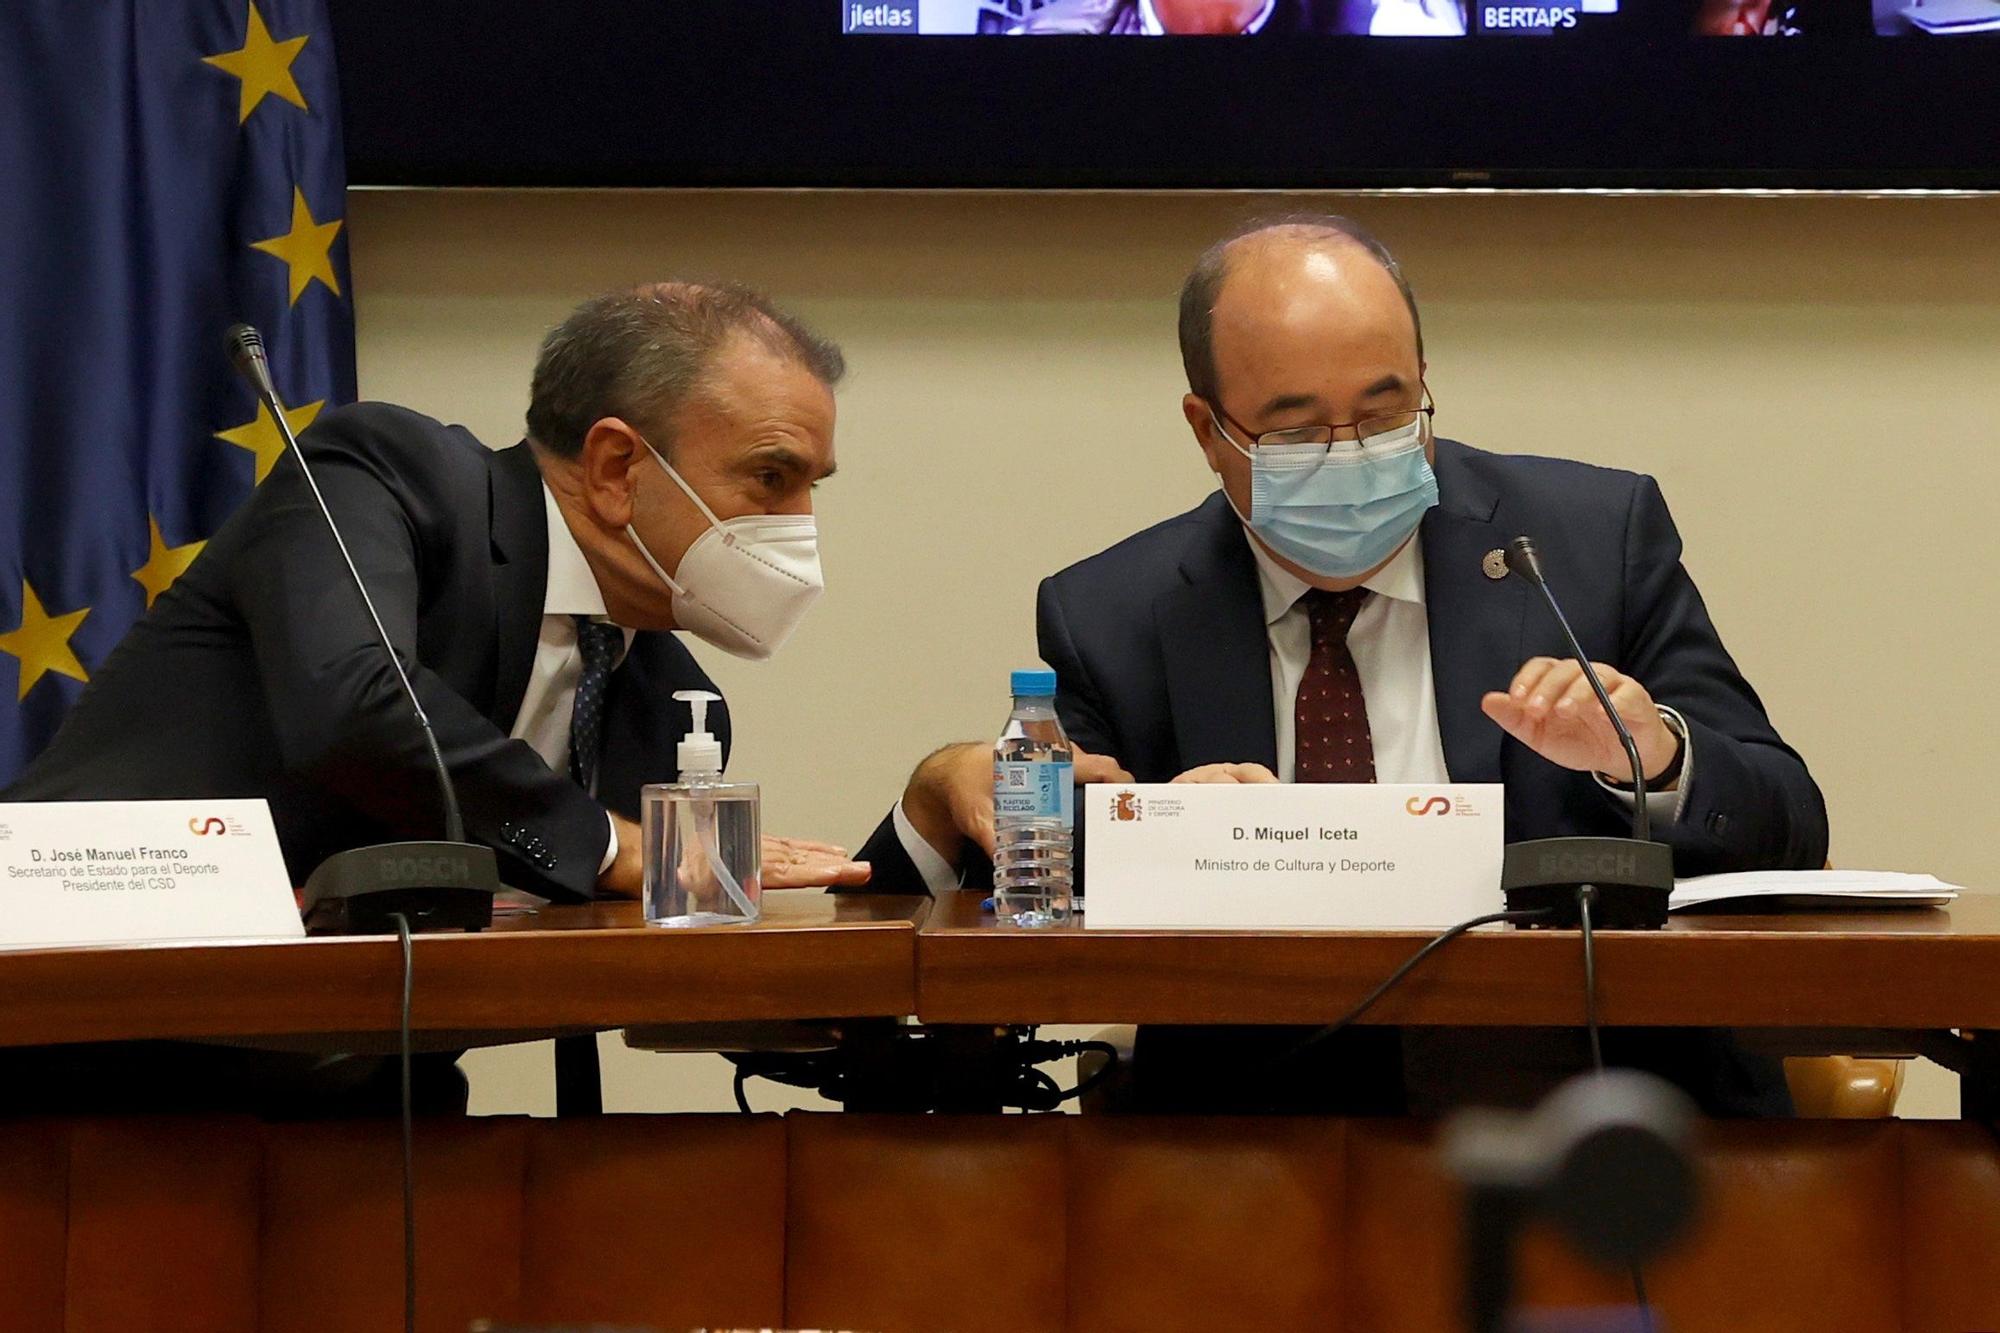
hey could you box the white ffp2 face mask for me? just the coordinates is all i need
[625,438,825,661]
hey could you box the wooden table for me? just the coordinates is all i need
[12,884,1996,1113]
[0,889,929,1052]
[914,889,2000,1029]
[916,889,2000,1114]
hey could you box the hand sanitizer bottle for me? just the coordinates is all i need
[641,690,761,927]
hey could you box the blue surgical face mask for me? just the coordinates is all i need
[1212,411,1440,580]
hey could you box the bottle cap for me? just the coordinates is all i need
[1010,668,1057,696]
[672,689,724,775]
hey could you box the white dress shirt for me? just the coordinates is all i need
[1248,530,1450,785]
[508,484,635,876]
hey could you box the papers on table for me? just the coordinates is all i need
[1669,869,1960,913]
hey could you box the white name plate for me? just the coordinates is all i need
[0,800,305,949]
[1084,783,1505,930]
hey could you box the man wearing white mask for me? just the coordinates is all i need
[8,282,869,903]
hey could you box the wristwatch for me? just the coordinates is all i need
[1602,706,1687,791]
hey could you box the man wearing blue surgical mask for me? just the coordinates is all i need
[871,216,1827,1117]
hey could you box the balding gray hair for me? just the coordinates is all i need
[1177,215,1424,404]
[526,282,845,458]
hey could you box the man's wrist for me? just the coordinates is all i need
[1606,708,1687,790]
[596,812,643,896]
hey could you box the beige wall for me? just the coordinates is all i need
[347,189,2000,1118]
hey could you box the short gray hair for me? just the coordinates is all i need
[526,282,845,458]
[1177,215,1423,404]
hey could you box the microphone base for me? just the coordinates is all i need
[1501,837,1674,930]
[301,841,501,935]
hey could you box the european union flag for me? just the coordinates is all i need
[0,0,355,783]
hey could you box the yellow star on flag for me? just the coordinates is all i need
[251,188,343,305]
[215,397,324,483]
[132,518,207,609]
[0,581,91,702]
[203,3,310,123]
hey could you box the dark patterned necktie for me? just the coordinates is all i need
[1293,588,1376,783]
[567,617,623,791]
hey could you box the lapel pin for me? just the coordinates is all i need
[1482,548,1510,582]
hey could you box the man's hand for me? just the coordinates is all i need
[902,742,996,864]
[594,817,870,895]
[1480,657,1680,784]
[1170,762,1281,784]
[762,835,872,889]
[902,741,1133,865]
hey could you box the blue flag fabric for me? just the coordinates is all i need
[0,0,355,784]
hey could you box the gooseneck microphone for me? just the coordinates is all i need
[1504,536,1648,843]
[226,324,497,933]
[1497,534,1673,929]
[1446,1069,1698,1333]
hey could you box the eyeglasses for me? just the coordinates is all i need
[1209,382,1436,458]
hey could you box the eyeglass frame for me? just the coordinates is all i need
[1206,380,1437,457]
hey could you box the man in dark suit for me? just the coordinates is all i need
[866,217,1827,1115]
[3,281,868,1111]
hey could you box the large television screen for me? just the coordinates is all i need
[332,0,2000,190]
[842,0,1982,36]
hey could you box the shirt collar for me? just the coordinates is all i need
[1139,0,1275,33]
[1241,522,1427,628]
[541,482,610,618]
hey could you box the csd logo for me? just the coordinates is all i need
[1404,796,1451,817]
[1111,790,1143,822]
[187,816,228,836]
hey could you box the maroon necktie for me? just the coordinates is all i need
[1293,588,1376,783]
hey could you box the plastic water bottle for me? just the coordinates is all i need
[992,668,1074,927]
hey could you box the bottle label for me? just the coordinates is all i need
[993,761,1074,825]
